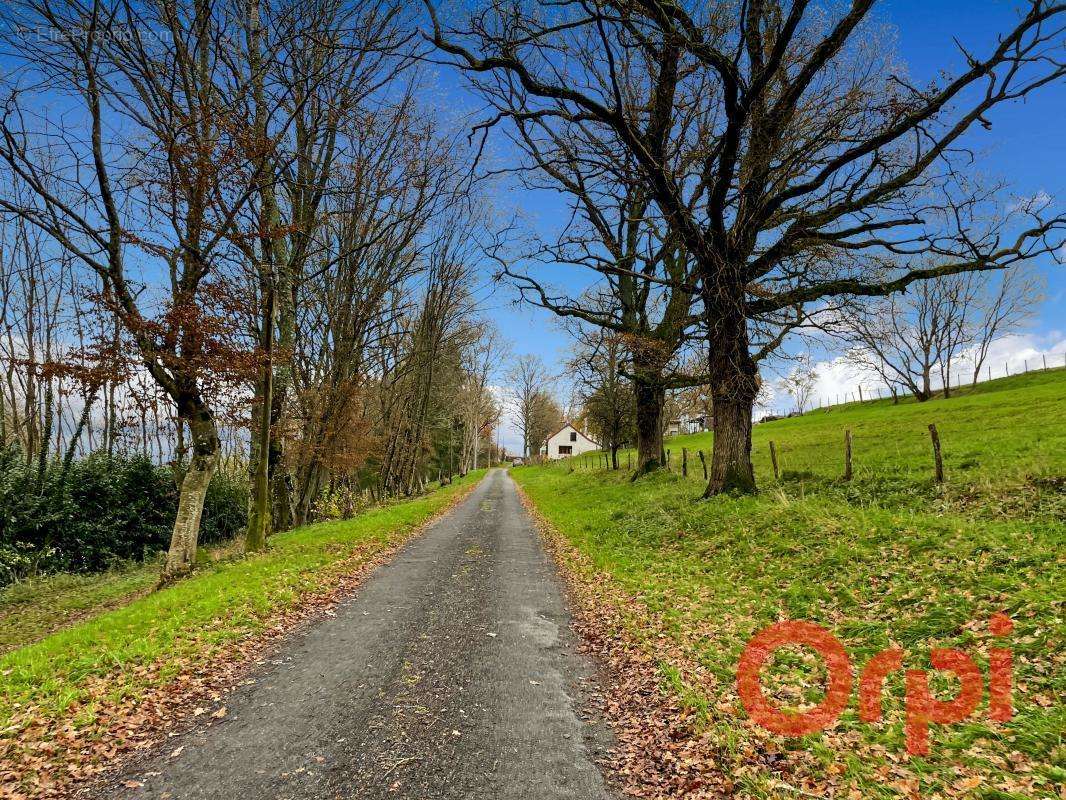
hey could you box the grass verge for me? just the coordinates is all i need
[0,566,156,656]
[516,371,1064,799]
[0,470,485,798]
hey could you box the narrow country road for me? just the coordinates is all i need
[94,469,613,800]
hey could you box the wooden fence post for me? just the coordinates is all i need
[769,441,779,480]
[698,449,707,480]
[666,449,671,470]
[627,451,632,470]
[844,430,853,481]
[928,424,944,484]
[858,385,863,402]
[1043,354,1047,370]
[682,447,688,477]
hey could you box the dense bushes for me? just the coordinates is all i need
[0,447,246,583]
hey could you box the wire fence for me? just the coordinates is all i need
[808,352,1066,412]
[561,425,964,487]
[547,355,1064,483]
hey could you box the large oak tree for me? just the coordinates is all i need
[426,0,1065,494]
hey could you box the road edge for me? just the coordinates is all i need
[9,476,485,800]
[513,477,733,799]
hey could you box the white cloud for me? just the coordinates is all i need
[763,331,1066,415]
[1008,189,1054,214]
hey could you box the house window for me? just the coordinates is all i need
[558,445,573,455]
[569,431,577,442]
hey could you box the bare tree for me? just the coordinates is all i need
[458,323,508,473]
[782,353,818,413]
[840,274,973,401]
[508,354,560,458]
[841,264,1045,400]
[482,115,700,476]
[235,0,419,543]
[426,0,1066,495]
[569,331,634,469]
[966,267,1045,384]
[0,0,280,579]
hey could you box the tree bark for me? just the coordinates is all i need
[293,465,317,528]
[704,289,758,497]
[631,377,664,477]
[705,387,756,496]
[162,410,219,581]
[246,286,274,553]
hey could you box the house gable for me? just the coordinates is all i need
[546,423,599,449]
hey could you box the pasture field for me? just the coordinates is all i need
[515,370,1065,798]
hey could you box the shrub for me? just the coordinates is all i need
[200,468,249,545]
[0,447,247,583]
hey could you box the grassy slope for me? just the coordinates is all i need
[515,371,1064,799]
[0,566,156,655]
[0,471,484,734]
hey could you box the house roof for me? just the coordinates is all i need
[546,422,601,447]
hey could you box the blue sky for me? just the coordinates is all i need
[451,1,1065,450]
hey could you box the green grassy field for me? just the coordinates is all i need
[0,471,484,794]
[0,564,157,655]
[515,370,1064,799]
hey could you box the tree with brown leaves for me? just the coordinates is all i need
[0,0,267,578]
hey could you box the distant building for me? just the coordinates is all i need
[542,422,600,460]
[666,414,709,437]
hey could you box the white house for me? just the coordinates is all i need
[542,422,600,460]
[666,414,710,437]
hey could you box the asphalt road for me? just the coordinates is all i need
[96,468,612,800]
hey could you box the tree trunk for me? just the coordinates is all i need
[162,411,219,581]
[703,287,758,497]
[293,461,324,528]
[246,286,274,553]
[705,385,756,496]
[610,446,618,470]
[266,260,296,535]
[632,377,664,477]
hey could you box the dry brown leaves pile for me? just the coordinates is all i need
[1,482,479,800]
